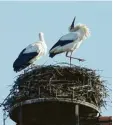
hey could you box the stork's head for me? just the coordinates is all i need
[39,32,45,42]
[39,32,44,37]
[69,16,76,32]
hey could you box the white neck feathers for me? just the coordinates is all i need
[70,24,90,40]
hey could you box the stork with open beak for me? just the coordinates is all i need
[49,17,90,65]
[13,32,47,72]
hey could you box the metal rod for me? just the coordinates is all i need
[38,87,40,97]
[72,89,74,99]
[19,106,23,125]
[75,104,79,125]
[3,111,6,125]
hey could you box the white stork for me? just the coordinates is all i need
[13,32,47,72]
[49,17,90,65]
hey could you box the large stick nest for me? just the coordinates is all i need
[2,64,108,112]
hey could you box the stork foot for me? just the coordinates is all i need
[78,58,85,62]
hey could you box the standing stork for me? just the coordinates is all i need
[49,17,90,65]
[13,32,47,72]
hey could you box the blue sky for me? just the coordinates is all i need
[0,1,112,125]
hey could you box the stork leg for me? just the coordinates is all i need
[66,52,85,63]
[70,52,73,66]
[70,52,73,67]
[66,52,72,67]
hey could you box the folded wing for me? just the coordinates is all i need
[49,33,78,57]
[13,44,40,72]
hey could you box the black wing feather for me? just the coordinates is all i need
[13,52,38,72]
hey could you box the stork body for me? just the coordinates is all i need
[49,17,90,65]
[49,32,82,58]
[13,32,47,72]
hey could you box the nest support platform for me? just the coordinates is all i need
[1,64,108,125]
[10,98,99,125]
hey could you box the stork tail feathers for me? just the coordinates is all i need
[49,53,56,58]
[13,66,23,72]
[13,63,30,72]
[13,58,30,72]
